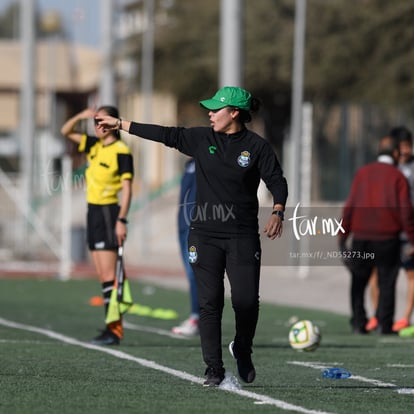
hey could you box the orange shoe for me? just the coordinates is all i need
[108,320,123,339]
[392,318,410,332]
[365,316,378,331]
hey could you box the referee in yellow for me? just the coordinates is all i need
[61,106,134,345]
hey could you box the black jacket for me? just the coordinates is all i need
[129,122,288,236]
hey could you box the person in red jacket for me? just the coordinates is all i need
[339,135,414,334]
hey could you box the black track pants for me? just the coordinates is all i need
[350,238,400,333]
[188,231,261,370]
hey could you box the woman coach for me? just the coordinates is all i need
[96,86,288,386]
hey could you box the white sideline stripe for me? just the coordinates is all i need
[288,361,397,388]
[0,317,333,414]
[0,339,56,344]
[123,321,190,339]
[398,389,414,394]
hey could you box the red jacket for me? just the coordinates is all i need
[340,158,414,243]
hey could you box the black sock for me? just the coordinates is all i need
[102,281,114,318]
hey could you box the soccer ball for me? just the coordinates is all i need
[288,320,321,352]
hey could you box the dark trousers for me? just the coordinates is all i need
[179,227,199,315]
[188,231,261,370]
[350,238,400,333]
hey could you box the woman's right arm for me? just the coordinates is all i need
[97,116,165,143]
[97,115,198,156]
[99,115,174,147]
[61,108,96,144]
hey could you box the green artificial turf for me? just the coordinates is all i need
[0,277,413,414]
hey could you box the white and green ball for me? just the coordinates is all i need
[288,320,321,351]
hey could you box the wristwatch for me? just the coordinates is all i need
[117,217,128,224]
[272,210,284,221]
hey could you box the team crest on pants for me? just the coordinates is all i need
[188,246,198,263]
[237,151,251,167]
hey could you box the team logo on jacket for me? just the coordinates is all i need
[237,151,251,167]
[209,145,217,154]
[188,246,198,263]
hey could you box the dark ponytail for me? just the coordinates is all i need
[238,97,262,124]
[250,97,261,113]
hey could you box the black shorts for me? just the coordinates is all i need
[87,203,120,251]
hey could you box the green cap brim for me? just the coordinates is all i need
[199,99,228,111]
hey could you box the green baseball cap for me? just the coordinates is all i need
[200,86,252,111]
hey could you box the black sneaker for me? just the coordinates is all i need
[91,329,120,345]
[229,341,256,383]
[203,366,225,387]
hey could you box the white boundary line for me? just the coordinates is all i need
[288,361,398,388]
[388,364,414,368]
[0,317,333,414]
[123,320,190,339]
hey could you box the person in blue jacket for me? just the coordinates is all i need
[172,158,200,336]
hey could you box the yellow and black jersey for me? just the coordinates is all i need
[79,134,134,205]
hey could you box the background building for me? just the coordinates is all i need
[1,0,414,276]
